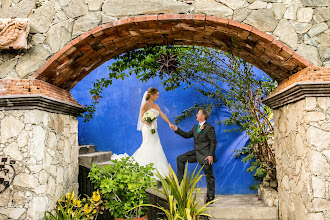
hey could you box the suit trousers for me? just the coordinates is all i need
[177,150,215,199]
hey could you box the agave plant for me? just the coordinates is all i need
[132,164,216,220]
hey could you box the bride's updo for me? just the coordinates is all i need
[146,87,159,100]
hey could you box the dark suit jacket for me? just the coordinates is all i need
[175,122,217,164]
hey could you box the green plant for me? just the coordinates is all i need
[45,189,102,220]
[88,156,156,219]
[132,164,215,220]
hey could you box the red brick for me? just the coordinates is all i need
[100,22,113,31]
[205,15,228,27]
[90,26,104,38]
[292,52,314,67]
[249,28,273,45]
[158,14,181,21]
[240,23,253,32]
[193,14,206,21]
[133,16,146,23]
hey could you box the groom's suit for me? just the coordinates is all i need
[175,122,217,200]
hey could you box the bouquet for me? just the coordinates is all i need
[143,109,158,134]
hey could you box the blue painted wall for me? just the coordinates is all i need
[71,60,267,195]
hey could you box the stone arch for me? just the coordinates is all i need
[31,14,314,90]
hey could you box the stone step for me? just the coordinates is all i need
[95,161,115,168]
[79,145,96,155]
[210,219,270,220]
[146,188,277,220]
[78,151,112,169]
[205,194,277,220]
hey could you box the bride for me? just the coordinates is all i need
[133,87,173,177]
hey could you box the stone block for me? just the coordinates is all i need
[233,8,250,22]
[317,33,330,47]
[0,0,35,18]
[31,125,46,162]
[245,9,278,32]
[0,189,11,206]
[216,0,246,9]
[15,44,52,78]
[102,0,191,17]
[283,0,301,20]
[308,23,328,38]
[29,1,56,33]
[313,198,330,212]
[0,208,26,219]
[310,151,329,177]
[195,0,233,18]
[271,3,286,20]
[62,0,89,18]
[306,97,317,111]
[248,0,267,9]
[72,12,102,38]
[1,116,24,143]
[312,176,326,198]
[305,112,326,122]
[33,197,49,219]
[297,8,313,22]
[89,0,104,10]
[296,43,322,66]
[274,18,298,49]
[308,213,325,220]
[291,22,312,34]
[14,173,38,189]
[46,19,74,53]
[308,127,329,151]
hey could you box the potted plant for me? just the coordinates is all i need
[88,156,156,220]
[132,164,216,220]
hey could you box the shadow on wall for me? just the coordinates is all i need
[71,59,262,195]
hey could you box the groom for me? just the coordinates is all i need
[171,109,217,203]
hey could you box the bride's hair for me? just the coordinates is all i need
[146,87,159,100]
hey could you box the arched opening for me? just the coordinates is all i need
[31,14,313,90]
[31,14,314,195]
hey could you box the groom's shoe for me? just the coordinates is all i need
[205,197,215,204]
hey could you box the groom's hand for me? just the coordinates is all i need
[171,124,178,131]
[205,156,213,165]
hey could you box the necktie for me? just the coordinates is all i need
[197,124,201,133]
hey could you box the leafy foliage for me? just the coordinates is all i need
[88,156,156,219]
[82,45,277,188]
[45,189,102,220]
[132,164,215,220]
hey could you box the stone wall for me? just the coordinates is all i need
[0,110,78,220]
[0,0,329,80]
[273,97,330,220]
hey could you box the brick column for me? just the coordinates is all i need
[0,79,83,219]
[263,67,330,220]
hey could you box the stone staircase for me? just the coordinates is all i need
[78,145,114,169]
[207,194,278,220]
[78,145,278,220]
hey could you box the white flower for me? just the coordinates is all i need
[143,109,157,121]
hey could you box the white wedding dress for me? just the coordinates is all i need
[132,108,169,178]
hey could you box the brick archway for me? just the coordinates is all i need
[31,14,313,91]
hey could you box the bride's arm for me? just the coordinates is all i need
[157,106,173,127]
[140,104,150,125]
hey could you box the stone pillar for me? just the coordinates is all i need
[263,67,330,220]
[0,80,83,219]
